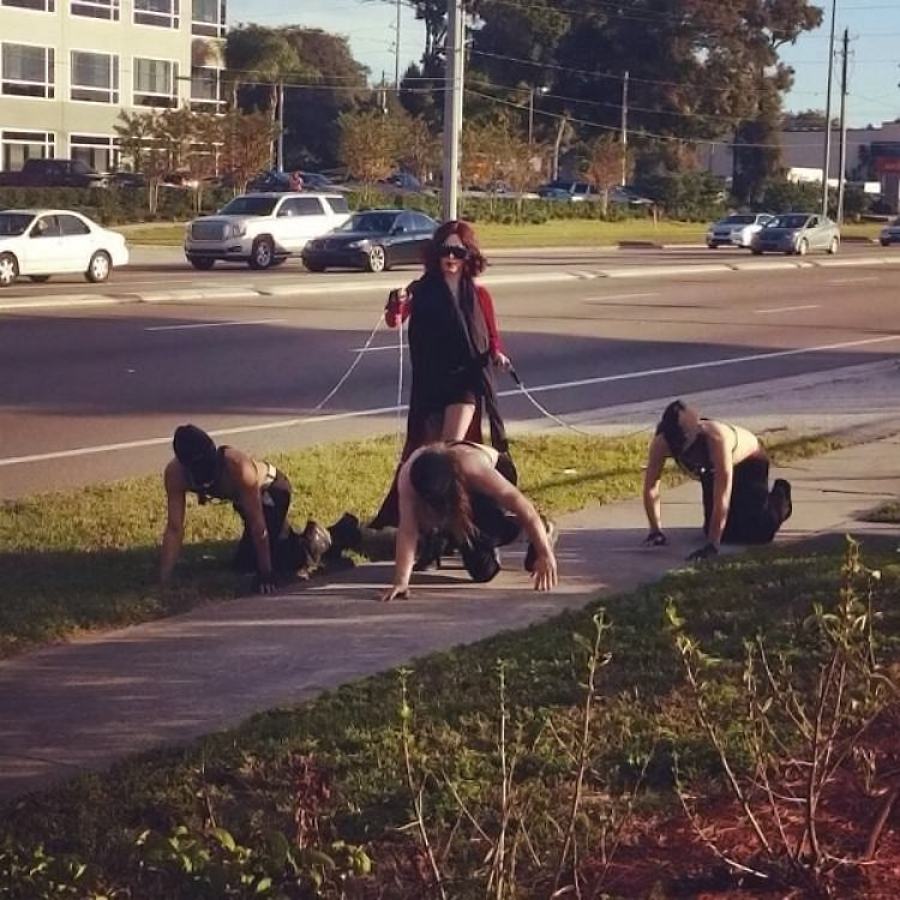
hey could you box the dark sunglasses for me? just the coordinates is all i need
[439,244,468,260]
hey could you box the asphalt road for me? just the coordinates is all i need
[0,241,891,301]
[2,248,899,498]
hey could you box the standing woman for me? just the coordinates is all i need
[370,220,512,529]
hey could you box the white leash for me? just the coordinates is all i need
[313,309,386,411]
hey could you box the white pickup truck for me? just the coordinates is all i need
[184,192,351,270]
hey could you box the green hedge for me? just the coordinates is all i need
[0,185,233,226]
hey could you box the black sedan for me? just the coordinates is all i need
[301,209,438,273]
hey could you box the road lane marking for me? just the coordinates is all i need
[350,345,396,353]
[144,318,286,331]
[754,304,820,314]
[3,332,899,469]
[826,277,880,285]
[584,292,660,302]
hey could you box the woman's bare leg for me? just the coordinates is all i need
[442,403,476,440]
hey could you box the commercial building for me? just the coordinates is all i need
[0,0,226,172]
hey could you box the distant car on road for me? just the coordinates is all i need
[302,209,438,273]
[538,180,596,202]
[0,209,128,287]
[879,217,900,246]
[0,158,107,189]
[706,213,774,249]
[184,192,350,270]
[379,171,424,192]
[246,170,335,192]
[751,213,840,256]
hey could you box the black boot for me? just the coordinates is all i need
[326,513,362,554]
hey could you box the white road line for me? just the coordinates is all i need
[2,332,898,468]
[144,318,286,332]
[754,304,821,314]
[826,277,880,285]
[350,345,396,353]
[584,292,660,302]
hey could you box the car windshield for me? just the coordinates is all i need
[219,196,278,216]
[0,213,34,236]
[338,212,400,233]
[768,214,810,229]
[722,215,756,224]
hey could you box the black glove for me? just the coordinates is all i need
[644,529,667,547]
[687,542,719,562]
[256,574,277,595]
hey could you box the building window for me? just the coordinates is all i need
[1,129,55,171]
[1,44,54,98]
[192,0,225,37]
[1,0,55,11]
[70,51,119,103]
[70,134,119,172]
[133,58,178,107]
[134,0,179,28]
[71,0,120,20]
[190,66,224,112]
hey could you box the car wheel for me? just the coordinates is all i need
[366,245,387,273]
[880,240,890,247]
[797,239,809,257]
[751,248,763,255]
[0,252,18,287]
[85,250,112,283]
[707,242,718,249]
[827,237,839,255]
[248,236,275,270]
[303,259,326,273]
[188,256,215,270]
[29,275,51,283]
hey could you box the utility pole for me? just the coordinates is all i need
[442,0,464,221]
[394,0,401,88]
[620,70,629,186]
[528,87,535,145]
[836,28,850,225]
[276,80,285,172]
[820,0,837,218]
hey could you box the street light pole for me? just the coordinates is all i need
[820,0,837,218]
[528,87,535,145]
[836,28,850,225]
[441,0,464,221]
[620,70,629,186]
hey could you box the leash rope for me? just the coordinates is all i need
[313,309,386,412]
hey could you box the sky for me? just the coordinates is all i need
[230,0,899,129]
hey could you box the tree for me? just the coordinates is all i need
[339,109,399,194]
[582,135,633,215]
[395,114,440,185]
[218,110,279,194]
[113,111,167,214]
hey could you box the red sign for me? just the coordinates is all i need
[874,157,900,174]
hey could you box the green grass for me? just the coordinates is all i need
[0,431,838,658]
[861,499,900,523]
[2,532,897,897]
[117,218,888,249]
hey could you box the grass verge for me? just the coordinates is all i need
[2,532,897,898]
[116,218,887,249]
[861,499,900,523]
[0,431,838,658]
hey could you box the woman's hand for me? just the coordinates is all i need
[530,552,557,592]
[379,584,410,602]
[491,351,512,371]
[385,287,410,327]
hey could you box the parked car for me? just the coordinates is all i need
[0,158,107,189]
[879,217,900,246]
[0,209,129,287]
[751,213,840,256]
[706,213,774,249]
[302,209,438,273]
[183,192,350,270]
[537,180,596,202]
[246,170,334,192]
[108,171,146,190]
[379,171,423,192]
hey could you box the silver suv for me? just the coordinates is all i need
[184,192,351,270]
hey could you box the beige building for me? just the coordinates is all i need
[0,0,226,172]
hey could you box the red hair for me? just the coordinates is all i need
[423,219,488,277]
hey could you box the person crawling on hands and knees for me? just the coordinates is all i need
[160,425,331,594]
[380,440,558,602]
[642,400,792,561]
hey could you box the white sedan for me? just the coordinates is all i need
[0,209,129,287]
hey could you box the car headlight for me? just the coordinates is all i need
[230,222,247,237]
[347,239,370,250]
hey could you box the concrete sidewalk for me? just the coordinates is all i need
[0,434,898,803]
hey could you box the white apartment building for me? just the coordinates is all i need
[0,0,226,172]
